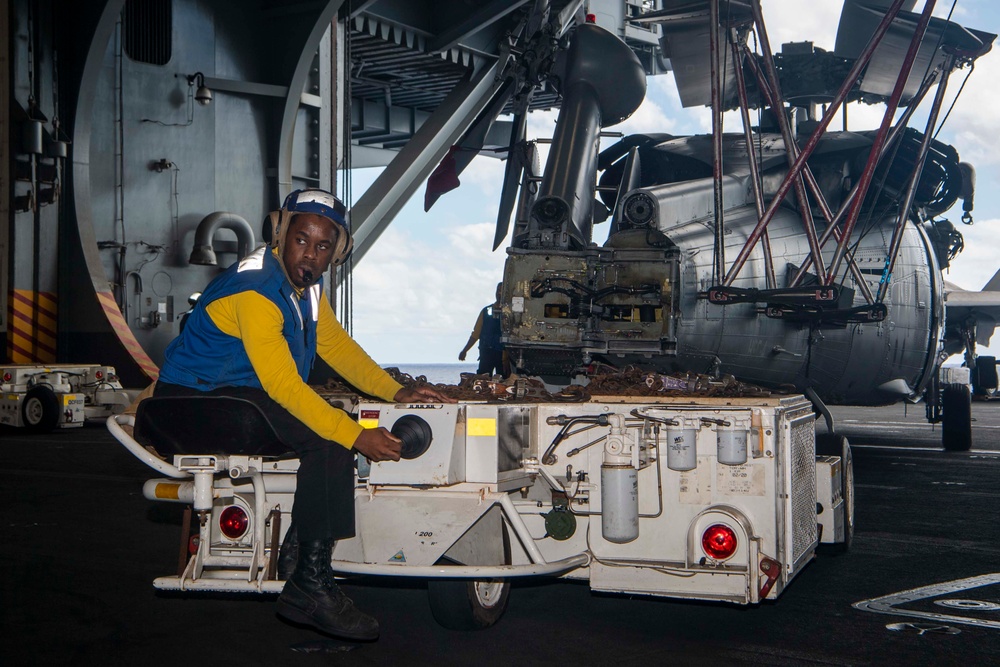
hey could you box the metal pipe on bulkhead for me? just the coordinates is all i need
[188,212,256,266]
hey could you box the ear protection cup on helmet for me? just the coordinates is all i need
[266,211,282,246]
[330,226,354,266]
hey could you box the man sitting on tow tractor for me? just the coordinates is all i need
[155,188,452,641]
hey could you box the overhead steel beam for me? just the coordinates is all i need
[429,0,532,53]
[202,76,288,98]
[349,62,502,262]
[277,0,346,199]
[349,0,380,18]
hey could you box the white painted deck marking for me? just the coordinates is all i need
[840,420,1000,431]
[854,574,1000,630]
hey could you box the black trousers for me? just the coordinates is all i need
[154,382,356,542]
[477,348,504,376]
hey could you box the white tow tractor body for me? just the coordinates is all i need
[110,393,849,625]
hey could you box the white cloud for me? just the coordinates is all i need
[758,0,840,51]
[459,153,506,202]
[525,108,559,139]
[941,217,1000,290]
[349,218,508,363]
[649,73,684,110]
[613,89,678,135]
[934,3,969,20]
[936,49,1000,167]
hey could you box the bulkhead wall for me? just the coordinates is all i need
[63,0,342,385]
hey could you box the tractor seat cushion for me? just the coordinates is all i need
[133,396,290,457]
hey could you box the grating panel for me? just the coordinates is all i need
[122,0,172,66]
[346,2,576,149]
[789,416,818,565]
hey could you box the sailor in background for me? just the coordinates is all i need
[459,282,508,376]
[156,188,452,641]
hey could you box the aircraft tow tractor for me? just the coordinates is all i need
[2,364,131,432]
[109,384,850,630]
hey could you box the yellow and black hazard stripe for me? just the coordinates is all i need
[7,289,57,363]
[95,290,160,380]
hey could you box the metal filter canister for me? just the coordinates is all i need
[717,427,749,465]
[665,427,697,471]
[601,464,638,543]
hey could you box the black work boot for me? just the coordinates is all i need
[276,539,379,641]
[277,521,298,581]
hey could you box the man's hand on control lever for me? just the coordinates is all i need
[353,427,402,462]
[354,386,455,462]
[393,385,456,404]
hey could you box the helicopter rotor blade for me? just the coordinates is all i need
[608,146,642,235]
[494,112,528,250]
[423,78,515,212]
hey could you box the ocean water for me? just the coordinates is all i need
[386,363,478,385]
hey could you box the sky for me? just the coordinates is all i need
[343,0,1000,366]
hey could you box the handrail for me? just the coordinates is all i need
[328,553,590,579]
[107,414,189,479]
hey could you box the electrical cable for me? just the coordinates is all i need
[113,18,128,311]
[339,1,355,335]
[933,63,973,141]
[140,85,195,127]
[836,0,962,295]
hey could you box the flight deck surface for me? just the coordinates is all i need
[3,402,1000,665]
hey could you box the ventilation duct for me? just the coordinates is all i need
[189,212,255,266]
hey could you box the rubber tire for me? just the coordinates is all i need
[427,526,511,631]
[971,355,998,396]
[22,386,60,433]
[816,433,854,553]
[941,383,973,452]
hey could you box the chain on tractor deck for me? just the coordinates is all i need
[313,366,776,405]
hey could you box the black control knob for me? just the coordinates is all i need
[391,414,433,460]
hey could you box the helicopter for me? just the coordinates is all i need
[425,0,998,451]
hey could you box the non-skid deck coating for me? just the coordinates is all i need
[3,401,1000,666]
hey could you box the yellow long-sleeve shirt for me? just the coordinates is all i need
[205,291,402,449]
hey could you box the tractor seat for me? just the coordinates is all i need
[133,396,290,457]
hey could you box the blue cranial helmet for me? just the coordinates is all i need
[282,189,349,231]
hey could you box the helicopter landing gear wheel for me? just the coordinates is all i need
[941,383,972,452]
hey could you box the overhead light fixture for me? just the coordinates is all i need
[187,72,213,106]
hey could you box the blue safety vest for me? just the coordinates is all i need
[480,304,503,352]
[159,247,321,390]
